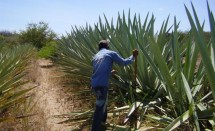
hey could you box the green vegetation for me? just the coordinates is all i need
[0,31,19,47]
[38,41,58,59]
[19,21,56,49]
[0,42,36,123]
[0,21,57,129]
[0,2,214,130]
[55,2,215,130]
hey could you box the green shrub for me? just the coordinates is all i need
[19,22,56,49]
[37,41,57,58]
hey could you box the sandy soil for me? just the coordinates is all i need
[27,59,75,131]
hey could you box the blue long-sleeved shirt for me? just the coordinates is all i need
[91,48,134,88]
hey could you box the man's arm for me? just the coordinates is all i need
[111,49,138,66]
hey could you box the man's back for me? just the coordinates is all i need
[91,48,114,88]
[91,48,134,88]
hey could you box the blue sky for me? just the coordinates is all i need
[1,0,215,36]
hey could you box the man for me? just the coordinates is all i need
[91,40,138,131]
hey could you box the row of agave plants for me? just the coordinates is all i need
[0,41,36,123]
[55,2,215,130]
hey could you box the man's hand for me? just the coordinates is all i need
[133,49,138,57]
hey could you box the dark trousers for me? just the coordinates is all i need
[91,86,108,131]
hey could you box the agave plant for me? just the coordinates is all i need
[0,43,36,123]
[56,2,215,130]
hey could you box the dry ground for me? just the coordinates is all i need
[0,59,85,131]
[27,59,74,131]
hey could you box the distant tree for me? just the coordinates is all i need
[0,30,14,36]
[0,30,19,47]
[19,22,56,49]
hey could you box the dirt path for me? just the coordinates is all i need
[29,59,74,131]
[0,59,87,130]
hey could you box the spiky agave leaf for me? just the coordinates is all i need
[0,44,36,122]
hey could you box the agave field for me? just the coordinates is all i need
[0,1,215,131]
[55,2,215,131]
[0,42,36,123]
